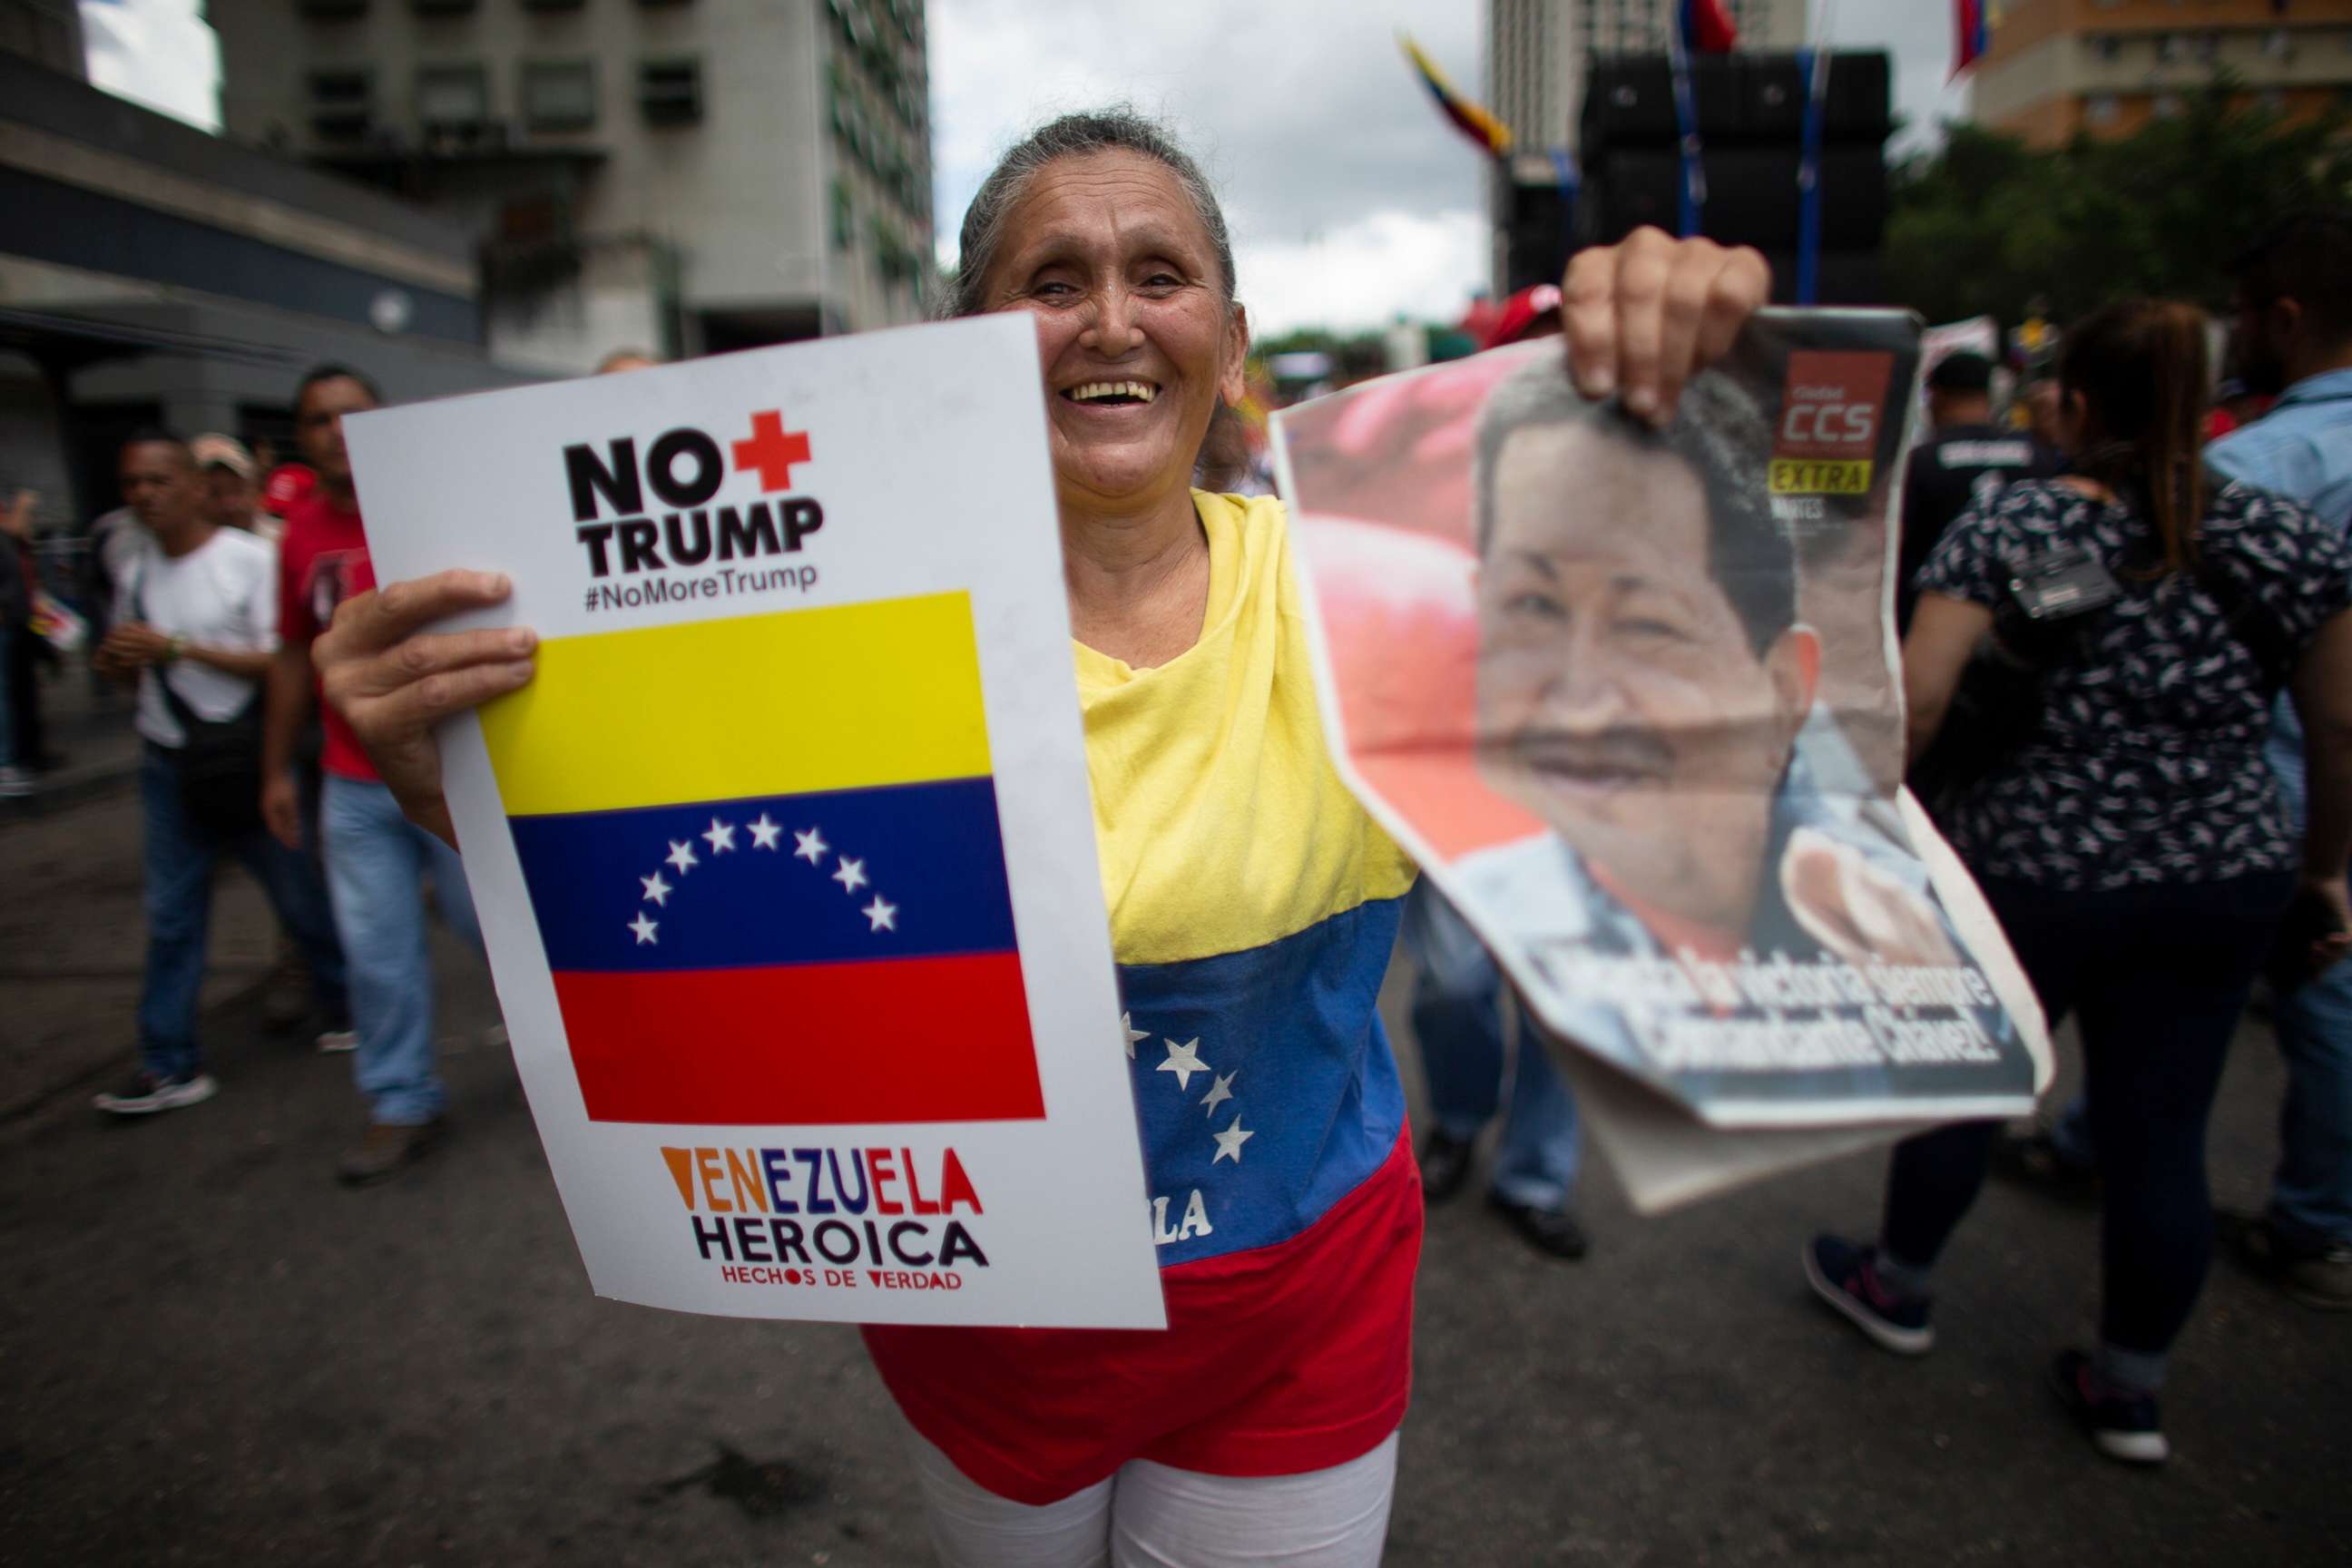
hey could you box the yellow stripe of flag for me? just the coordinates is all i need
[481,592,992,817]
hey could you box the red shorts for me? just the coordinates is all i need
[861,1130,1424,1504]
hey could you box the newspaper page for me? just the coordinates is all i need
[343,316,1165,1327]
[1270,311,2052,1172]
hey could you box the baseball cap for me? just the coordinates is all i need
[261,462,318,516]
[190,434,256,479]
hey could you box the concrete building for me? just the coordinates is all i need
[0,0,80,75]
[210,0,934,374]
[1973,0,2352,147]
[0,42,534,537]
[1484,0,1809,293]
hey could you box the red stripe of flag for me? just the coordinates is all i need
[554,952,1044,1125]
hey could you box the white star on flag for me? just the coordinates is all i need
[862,895,898,931]
[832,857,868,893]
[1122,1013,1148,1060]
[629,913,659,946]
[748,814,782,850]
[1200,1071,1236,1116]
[794,828,829,864]
[702,818,738,854]
[1212,1114,1254,1164]
[1157,1037,1208,1092]
[640,871,672,906]
[666,839,699,875]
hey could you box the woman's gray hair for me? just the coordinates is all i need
[941,107,1238,320]
[943,107,1251,491]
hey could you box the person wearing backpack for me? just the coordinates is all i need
[1803,299,2352,1465]
[90,430,345,1116]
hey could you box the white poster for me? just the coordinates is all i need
[345,315,1166,1327]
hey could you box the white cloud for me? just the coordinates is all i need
[1240,209,1488,338]
[79,0,220,132]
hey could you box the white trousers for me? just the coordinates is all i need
[904,1424,1400,1568]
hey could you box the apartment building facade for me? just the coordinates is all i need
[211,0,933,372]
[1973,0,2352,146]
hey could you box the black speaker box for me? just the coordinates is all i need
[1587,143,1886,252]
[1582,50,1893,152]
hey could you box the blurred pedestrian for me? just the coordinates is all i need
[2209,209,2352,1308]
[89,431,347,1116]
[1807,299,2352,1465]
[1896,351,2056,634]
[191,434,281,543]
[2,486,51,778]
[191,432,345,1041]
[0,488,30,797]
[1407,884,1588,1259]
[305,104,1765,1563]
[261,366,480,1183]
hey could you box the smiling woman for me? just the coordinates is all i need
[307,101,1774,1568]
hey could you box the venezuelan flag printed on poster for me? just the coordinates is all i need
[478,592,1044,1127]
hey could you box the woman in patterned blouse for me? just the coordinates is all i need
[1806,299,2352,1468]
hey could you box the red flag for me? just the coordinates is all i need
[1681,0,1740,54]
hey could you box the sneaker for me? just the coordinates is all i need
[1803,1234,1935,1355]
[338,1117,443,1185]
[315,1028,358,1054]
[0,765,34,799]
[2224,1211,2352,1312]
[1417,1130,1475,1204]
[93,1070,218,1116]
[1488,1192,1592,1260]
[2049,1349,2168,1465]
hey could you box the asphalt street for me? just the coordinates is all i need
[3,782,2347,1566]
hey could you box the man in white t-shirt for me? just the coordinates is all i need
[89,431,347,1116]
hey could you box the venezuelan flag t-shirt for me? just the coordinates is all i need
[862,491,1423,1504]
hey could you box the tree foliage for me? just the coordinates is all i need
[1886,83,2352,328]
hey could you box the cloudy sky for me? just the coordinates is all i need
[85,0,1966,336]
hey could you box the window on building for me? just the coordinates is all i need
[2085,93,2121,128]
[298,0,368,17]
[2262,29,2293,62]
[308,68,374,139]
[2092,35,2122,64]
[522,60,596,130]
[639,57,703,124]
[416,64,490,127]
[2155,33,2182,64]
[410,0,477,15]
[2152,93,2183,120]
[523,0,586,11]
[832,181,854,251]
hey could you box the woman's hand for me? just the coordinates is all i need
[313,570,535,847]
[1561,229,1771,425]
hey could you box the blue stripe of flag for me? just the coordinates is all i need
[507,776,1019,972]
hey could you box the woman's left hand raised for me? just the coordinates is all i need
[1560,228,1771,426]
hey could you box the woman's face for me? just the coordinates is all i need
[980,150,1247,515]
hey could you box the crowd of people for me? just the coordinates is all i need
[8,101,2348,1564]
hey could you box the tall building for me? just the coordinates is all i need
[1973,0,2352,147]
[211,0,934,373]
[1485,0,1810,293]
[0,0,80,76]
[0,40,531,532]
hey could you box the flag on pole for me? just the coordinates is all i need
[1399,33,1514,157]
[1954,0,1992,76]
[1681,0,1740,53]
[480,593,1044,1127]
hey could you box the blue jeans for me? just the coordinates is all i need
[322,774,481,1126]
[137,745,346,1081]
[1402,883,1580,1208]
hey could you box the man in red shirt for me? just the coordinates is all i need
[262,365,481,1184]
